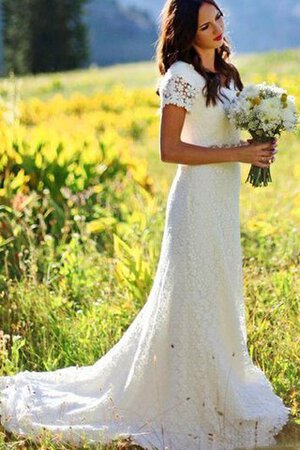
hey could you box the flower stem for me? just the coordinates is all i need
[245,165,272,187]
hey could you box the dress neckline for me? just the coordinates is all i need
[184,61,231,90]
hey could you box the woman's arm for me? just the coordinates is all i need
[159,105,276,167]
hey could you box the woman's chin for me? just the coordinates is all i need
[214,39,223,47]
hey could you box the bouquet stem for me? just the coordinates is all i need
[245,165,272,187]
[245,133,273,187]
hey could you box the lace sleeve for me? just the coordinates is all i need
[160,74,200,113]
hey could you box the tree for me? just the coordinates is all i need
[1,0,89,75]
[1,0,32,75]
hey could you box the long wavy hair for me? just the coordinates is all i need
[155,0,244,107]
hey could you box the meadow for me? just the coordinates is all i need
[0,48,299,449]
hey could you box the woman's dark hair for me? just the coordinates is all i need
[155,0,244,107]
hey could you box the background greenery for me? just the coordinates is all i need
[1,0,89,76]
[0,48,299,449]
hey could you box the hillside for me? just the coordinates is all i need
[9,48,300,102]
[84,0,157,66]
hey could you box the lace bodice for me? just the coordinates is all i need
[157,60,241,148]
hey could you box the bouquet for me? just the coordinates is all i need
[224,82,299,187]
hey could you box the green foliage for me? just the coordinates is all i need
[1,0,89,76]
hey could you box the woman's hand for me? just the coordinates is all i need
[237,138,277,168]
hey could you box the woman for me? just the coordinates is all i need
[0,1,291,449]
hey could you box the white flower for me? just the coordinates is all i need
[258,98,282,121]
[241,84,260,98]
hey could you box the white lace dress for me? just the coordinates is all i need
[0,61,291,450]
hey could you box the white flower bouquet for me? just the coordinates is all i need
[225,82,299,187]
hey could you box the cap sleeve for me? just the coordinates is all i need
[158,61,204,113]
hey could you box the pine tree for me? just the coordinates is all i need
[1,0,89,75]
[1,0,32,75]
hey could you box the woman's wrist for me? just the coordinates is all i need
[231,140,249,162]
[209,141,247,162]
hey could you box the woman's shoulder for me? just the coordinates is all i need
[164,60,205,89]
[157,60,205,113]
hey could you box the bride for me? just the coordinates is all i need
[0,0,291,449]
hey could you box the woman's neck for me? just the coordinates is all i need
[193,45,216,72]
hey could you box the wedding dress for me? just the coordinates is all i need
[0,60,291,450]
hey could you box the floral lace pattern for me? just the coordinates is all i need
[160,75,200,112]
[0,60,291,450]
